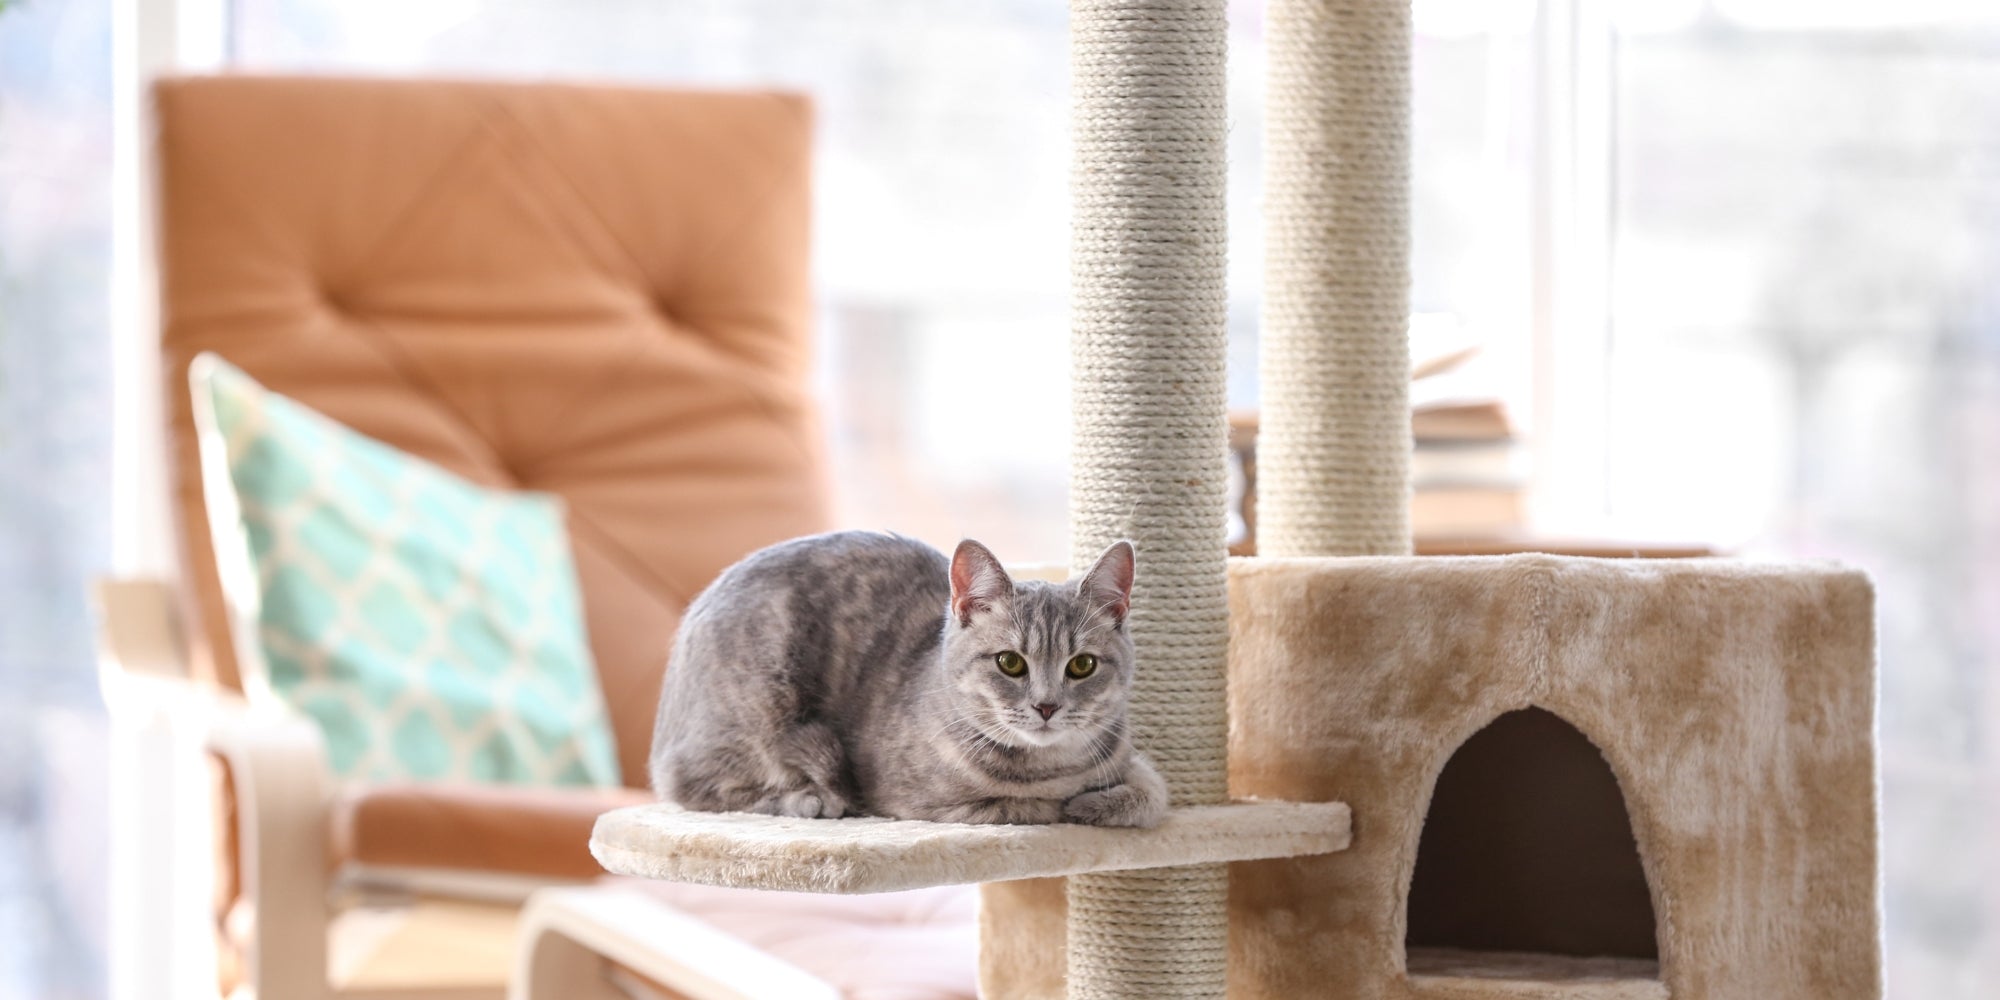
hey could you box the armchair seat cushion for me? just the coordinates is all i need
[333,782,652,880]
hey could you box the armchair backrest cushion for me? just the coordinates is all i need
[158,76,829,785]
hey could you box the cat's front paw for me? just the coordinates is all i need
[1062,783,1165,828]
[777,786,851,819]
[750,782,851,819]
[1063,753,1167,828]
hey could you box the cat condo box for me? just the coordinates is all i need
[1213,554,1880,1000]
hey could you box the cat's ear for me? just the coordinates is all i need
[1078,540,1135,626]
[950,539,1013,627]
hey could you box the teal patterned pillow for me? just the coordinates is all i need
[190,354,622,787]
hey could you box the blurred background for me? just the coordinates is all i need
[1,0,1995,997]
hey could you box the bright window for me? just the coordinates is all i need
[0,1,1991,995]
[1603,7,2000,995]
[221,5,2000,995]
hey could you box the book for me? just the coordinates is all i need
[1413,399,1513,442]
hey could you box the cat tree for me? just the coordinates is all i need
[586,1,1882,998]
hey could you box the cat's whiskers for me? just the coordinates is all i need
[924,709,996,747]
[927,710,1022,767]
[1061,730,1121,791]
[939,726,1009,771]
[1079,717,1127,773]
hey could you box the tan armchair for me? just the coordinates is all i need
[99,76,829,999]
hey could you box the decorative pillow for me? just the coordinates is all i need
[190,354,622,787]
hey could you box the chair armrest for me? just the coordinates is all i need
[95,577,194,684]
[512,886,840,1000]
[94,578,333,1000]
[206,702,332,1000]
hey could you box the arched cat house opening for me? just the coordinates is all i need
[1405,707,1661,984]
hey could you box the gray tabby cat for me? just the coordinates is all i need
[650,531,1166,827]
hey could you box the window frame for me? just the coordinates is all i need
[1526,0,1619,531]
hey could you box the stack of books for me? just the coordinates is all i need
[1407,322,1524,537]
[1410,389,1525,538]
[1226,321,1528,552]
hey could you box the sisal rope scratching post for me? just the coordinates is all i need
[1259,0,1414,557]
[1067,0,1231,996]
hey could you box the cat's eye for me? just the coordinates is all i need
[995,651,1029,677]
[1066,654,1098,679]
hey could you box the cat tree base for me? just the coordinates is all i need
[1406,949,1668,1000]
[590,800,1350,893]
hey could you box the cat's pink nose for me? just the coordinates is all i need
[1034,703,1059,721]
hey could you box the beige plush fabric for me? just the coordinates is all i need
[983,555,1880,1000]
[1406,948,1666,1000]
[592,801,1348,894]
[980,878,1070,999]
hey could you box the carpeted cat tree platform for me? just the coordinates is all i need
[585,1,1883,997]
